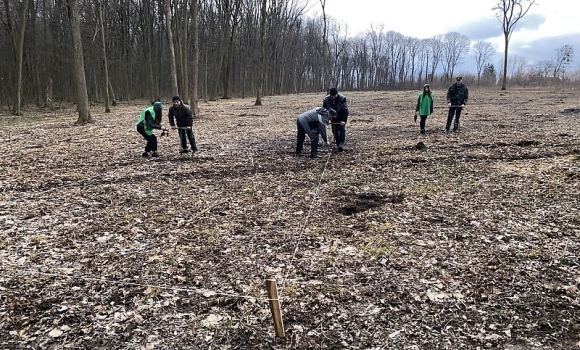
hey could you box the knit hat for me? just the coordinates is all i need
[316,107,328,116]
[329,87,338,96]
[328,108,337,116]
[172,95,181,102]
[153,101,165,109]
[423,83,430,88]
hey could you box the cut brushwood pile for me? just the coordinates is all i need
[0,88,579,349]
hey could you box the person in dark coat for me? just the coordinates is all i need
[296,107,336,158]
[136,101,169,158]
[322,87,349,151]
[168,95,198,153]
[446,77,469,132]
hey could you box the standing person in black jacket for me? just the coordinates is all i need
[323,87,349,152]
[446,77,469,132]
[168,95,198,153]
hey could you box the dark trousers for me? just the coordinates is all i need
[331,123,346,145]
[446,107,463,131]
[419,115,428,133]
[178,128,197,150]
[137,125,157,152]
[296,119,318,156]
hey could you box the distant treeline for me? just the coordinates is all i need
[1,0,578,111]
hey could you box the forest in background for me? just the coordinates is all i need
[1,0,578,114]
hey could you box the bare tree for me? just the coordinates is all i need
[350,35,369,89]
[329,19,349,89]
[254,0,267,105]
[97,2,111,113]
[535,60,554,77]
[495,55,530,85]
[165,0,179,95]
[441,32,471,82]
[552,45,573,78]
[428,35,443,83]
[472,41,495,86]
[404,37,420,88]
[319,0,331,90]
[367,24,384,88]
[3,0,28,115]
[415,39,430,84]
[176,0,189,102]
[138,0,156,101]
[507,54,530,83]
[493,0,536,90]
[222,0,242,99]
[190,0,199,113]
[66,0,91,124]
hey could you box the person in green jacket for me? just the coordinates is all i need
[415,84,434,135]
[136,101,169,158]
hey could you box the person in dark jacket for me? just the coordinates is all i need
[136,101,169,158]
[322,87,349,151]
[296,107,336,158]
[415,84,434,135]
[168,95,198,153]
[446,77,469,132]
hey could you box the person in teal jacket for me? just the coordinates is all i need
[136,101,169,158]
[415,84,434,135]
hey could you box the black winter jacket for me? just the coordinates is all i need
[322,93,349,122]
[168,102,194,127]
[446,83,469,106]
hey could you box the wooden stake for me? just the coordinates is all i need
[266,278,285,337]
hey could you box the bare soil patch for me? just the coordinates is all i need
[1,88,579,349]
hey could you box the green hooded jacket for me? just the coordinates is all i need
[136,106,157,136]
[416,93,434,116]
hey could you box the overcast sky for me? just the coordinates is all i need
[309,0,580,72]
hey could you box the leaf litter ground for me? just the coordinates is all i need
[0,88,579,349]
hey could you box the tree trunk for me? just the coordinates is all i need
[501,36,508,90]
[211,34,227,100]
[28,0,43,106]
[66,0,92,124]
[222,26,235,99]
[165,0,179,95]
[254,0,266,106]
[45,77,53,109]
[211,0,230,101]
[189,0,199,114]
[204,52,209,102]
[98,2,111,113]
[14,0,28,115]
[178,1,188,102]
[143,1,155,101]
[108,80,117,105]
[320,0,331,91]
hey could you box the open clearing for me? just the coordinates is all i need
[1,88,579,349]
